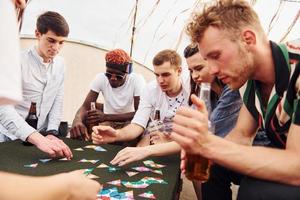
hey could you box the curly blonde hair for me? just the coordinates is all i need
[186,0,264,43]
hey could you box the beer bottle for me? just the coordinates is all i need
[23,102,38,146]
[185,82,213,182]
[25,102,38,129]
[154,109,160,121]
[150,109,161,145]
[87,102,97,135]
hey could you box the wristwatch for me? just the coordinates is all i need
[45,129,59,137]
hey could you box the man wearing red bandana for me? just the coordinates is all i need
[70,49,145,141]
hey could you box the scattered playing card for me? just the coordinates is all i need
[97,163,109,168]
[79,159,99,164]
[138,191,156,199]
[87,173,99,179]
[107,179,121,186]
[83,168,94,175]
[84,145,98,149]
[74,147,84,151]
[84,145,107,152]
[121,176,167,189]
[108,167,121,172]
[151,169,163,175]
[141,176,168,184]
[39,159,52,163]
[24,163,38,168]
[94,146,107,152]
[126,171,139,177]
[97,187,118,198]
[97,187,134,200]
[121,191,134,200]
[122,180,149,189]
[132,166,152,172]
[59,158,69,161]
[143,160,166,168]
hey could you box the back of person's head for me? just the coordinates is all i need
[186,0,264,43]
[184,44,199,59]
[105,49,132,73]
[152,49,182,69]
[36,11,69,37]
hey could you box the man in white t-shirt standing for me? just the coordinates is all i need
[70,49,146,141]
[91,49,190,148]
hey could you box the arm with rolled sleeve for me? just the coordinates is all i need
[0,105,35,141]
[131,83,154,129]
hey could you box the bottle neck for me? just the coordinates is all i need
[154,110,160,120]
[199,83,211,115]
[29,102,37,115]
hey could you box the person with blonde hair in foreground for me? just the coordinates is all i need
[170,0,300,200]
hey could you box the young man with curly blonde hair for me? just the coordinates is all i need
[170,0,300,199]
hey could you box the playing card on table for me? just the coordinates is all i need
[107,179,121,186]
[24,163,38,168]
[143,160,166,168]
[132,166,152,172]
[97,163,109,168]
[138,191,156,199]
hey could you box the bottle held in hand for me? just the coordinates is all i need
[185,82,213,182]
[149,110,161,145]
[87,102,97,136]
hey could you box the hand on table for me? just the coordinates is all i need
[110,146,150,166]
[70,121,89,141]
[169,94,210,155]
[59,170,102,200]
[91,125,117,144]
[28,132,73,159]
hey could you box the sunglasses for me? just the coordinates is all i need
[105,72,126,80]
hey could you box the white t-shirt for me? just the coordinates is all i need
[132,75,190,129]
[90,73,146,114]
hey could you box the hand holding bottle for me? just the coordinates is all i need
[185,83,212,182]
[170,83,212,182]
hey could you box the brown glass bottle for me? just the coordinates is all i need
[150,110,160,145]
[25,102,38,129]
[87,102,97,136]
[154,110,160,121]
[23,102,38,146]
[185,154,211,181]
[185,82,212,182]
